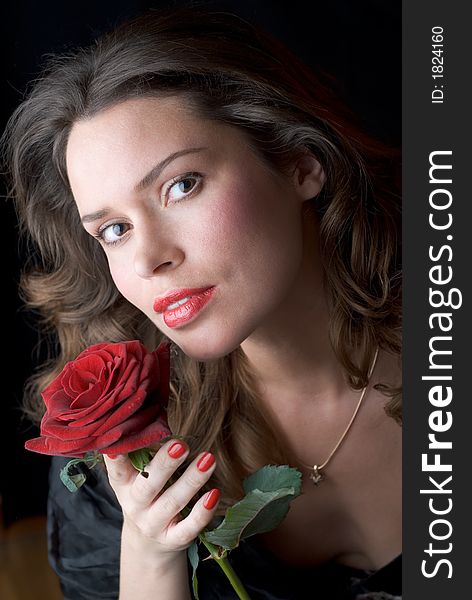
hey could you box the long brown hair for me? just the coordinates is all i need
[1,6,401,513]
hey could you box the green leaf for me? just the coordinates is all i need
[60,467,87,492]
[187,540,200,600]
[127,436,193,474]
[201,465,302,551]
[83,450,101,463]
[128,448,154,473]
[59,458,90,492]
[59,453,104,492]
[243,464,302,495]
[201,486,298,550]
[237,492,294,540]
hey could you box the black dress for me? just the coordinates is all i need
[47,456,401,600]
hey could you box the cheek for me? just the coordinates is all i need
[107,260,135,298]
[200,178,302,290]
[212,177,299,256]
[205,180,267,247]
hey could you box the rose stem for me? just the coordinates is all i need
[180,506,252,600]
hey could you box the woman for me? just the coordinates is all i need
[2,6,402,599]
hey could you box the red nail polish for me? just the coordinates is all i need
[168,442,187,459]
[204,488,220,510]
[197,452,215,472]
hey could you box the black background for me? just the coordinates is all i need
[0,0,400,527]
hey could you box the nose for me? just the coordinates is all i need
[133,225,183,279]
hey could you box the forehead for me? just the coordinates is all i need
[65,95,255,206]
[66,95,225,164]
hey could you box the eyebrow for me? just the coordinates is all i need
[80,146,208,224]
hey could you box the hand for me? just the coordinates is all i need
[103,439,220,559]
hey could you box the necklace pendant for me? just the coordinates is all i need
[309,465,324,485]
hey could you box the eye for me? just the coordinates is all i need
[93,222,130,247]
[165,172,203,203]
[90,172,203,248]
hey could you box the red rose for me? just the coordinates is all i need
[25,340,172,458]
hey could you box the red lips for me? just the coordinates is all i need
[153,287,214,313]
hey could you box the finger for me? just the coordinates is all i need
[148,451,217,530]
[129,439,191,508]
[102,453,136,492]
[167,487,221,549]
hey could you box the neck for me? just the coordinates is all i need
[238,206,381,412]
[240,321,349,407]
[239,208,353,408]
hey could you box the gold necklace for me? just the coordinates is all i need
[302,346,380,485]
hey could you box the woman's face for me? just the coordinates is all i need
[67,96,324,360]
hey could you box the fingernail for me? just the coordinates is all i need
[203,488,220,510]
[197,452,215,472]
[168,442,187,459]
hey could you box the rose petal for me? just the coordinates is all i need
[25,428,121,456]
[59,364,123,419]
[67,353,109,394]
[100,417,171,455]
[25,339,171,458]
[91,388,150,434]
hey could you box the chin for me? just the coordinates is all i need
[169,325,250,362]
[175,339,237,362]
